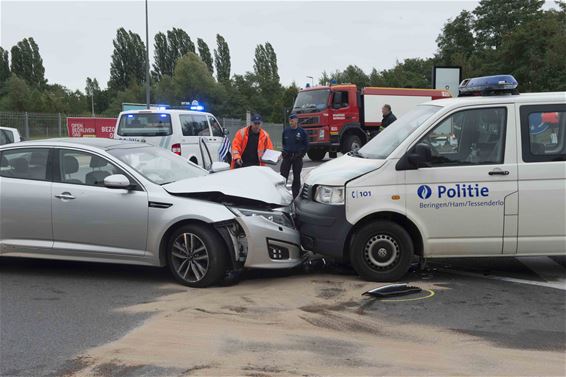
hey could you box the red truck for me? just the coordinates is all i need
[292,84,451,161]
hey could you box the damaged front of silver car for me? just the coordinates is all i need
[162,166,305,284]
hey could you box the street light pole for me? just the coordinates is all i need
[306,76,314,86]
[145,0,150,109]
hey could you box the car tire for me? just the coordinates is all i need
[307,149,326,161]
[166,224,228,288]
[350,221,413,282]
[342,134,363,154]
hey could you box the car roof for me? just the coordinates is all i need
[0,126,19,132]
[425,92,566,108]
[0,137,146,151]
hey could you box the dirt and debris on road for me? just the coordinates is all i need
[67,272,565,376]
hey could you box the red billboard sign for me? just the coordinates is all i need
[67,117,117,138]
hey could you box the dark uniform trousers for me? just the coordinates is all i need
[280,153,303,198]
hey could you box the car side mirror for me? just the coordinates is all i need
[223,127,229,136]
[407,143,432,168]
[104,174,132,189]
[210,161,230,173]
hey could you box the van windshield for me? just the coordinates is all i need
[358,105,441,159]
[116,113,173,137]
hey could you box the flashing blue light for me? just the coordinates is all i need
[160,114,167,118]
[127,114,134,118]
[459,75,518,97]
[189,105,204,111]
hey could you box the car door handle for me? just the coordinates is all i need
[55,192,75,200]
[488,169,509,176]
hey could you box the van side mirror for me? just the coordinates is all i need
[397,143,432,170]
[408,143,432,168]
[223,127,229,136]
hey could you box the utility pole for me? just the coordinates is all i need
[91,93,95,117]
[145,0,151,109]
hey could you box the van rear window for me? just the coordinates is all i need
[117,113,172,137]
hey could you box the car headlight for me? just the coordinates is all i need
[314,185,344,205]
[228,207,295,228]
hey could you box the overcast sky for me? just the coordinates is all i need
[1,0,483,91]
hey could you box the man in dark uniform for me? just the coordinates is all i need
[280,113,309,198]
[380,104,397,131]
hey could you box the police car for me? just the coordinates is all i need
[113,103,230,168]
[296,75,566,281]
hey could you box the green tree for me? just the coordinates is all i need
[436,10,476,63]
[0,75,32,111]
[0,47,9,84]
[214,34,231,83]
[85,77,101,114]
[108,28,146,91]
[473,0,544,49]
[10,37,46,87]
[153,28,195,80]
[197,38,214,74]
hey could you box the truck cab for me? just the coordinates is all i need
[292,85,450,161]
[113,109,228,169]
[295,75,566,282]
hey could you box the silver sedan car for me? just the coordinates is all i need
[0,138,304,287]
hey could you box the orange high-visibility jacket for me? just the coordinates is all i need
[231,126,274,169]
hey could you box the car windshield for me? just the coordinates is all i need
[358,105,442,159]
[293,90,329,113]
[108,146,207,185]
[116,113,173,137]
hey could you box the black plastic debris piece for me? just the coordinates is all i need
[362,283,422,298]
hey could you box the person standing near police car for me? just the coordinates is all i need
[280,113,309,198]
[231,114,274,169]
[380,104,397,131]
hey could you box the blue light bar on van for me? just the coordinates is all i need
[181,100,204,111]
[190,105,204,111]
[458,75,518,97]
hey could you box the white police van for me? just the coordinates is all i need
[0,127,21,145]
[296,75,566,281]
[114,105,229,169]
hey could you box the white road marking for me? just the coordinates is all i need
[439,256,566,291]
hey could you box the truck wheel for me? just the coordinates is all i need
[166,224,228,288]
[307,149,326,161]
[350,221,413,282]
[342,134,363,154]
[329,151,338,159]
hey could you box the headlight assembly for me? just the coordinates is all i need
[314,185,345,205]
[228,207,295,228]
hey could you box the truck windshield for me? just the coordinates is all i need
[293,90,329,113]
[116,113,173,137]
[358,105,441,159]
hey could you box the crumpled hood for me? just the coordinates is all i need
[163,166,293,206]
[305,154,386,186]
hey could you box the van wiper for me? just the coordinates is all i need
[348,150,365,158]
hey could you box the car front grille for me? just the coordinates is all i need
[299,117,320,126]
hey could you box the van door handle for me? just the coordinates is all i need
[55,192,75,200]
[488,169,509,176]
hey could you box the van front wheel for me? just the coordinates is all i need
[350,221,413,282]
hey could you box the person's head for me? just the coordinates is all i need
[288,113,298,129]
[382,104,392,116]
[250,114,262,133]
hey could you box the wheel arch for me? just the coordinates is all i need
[158,219,234,269]
[345,211,424,260]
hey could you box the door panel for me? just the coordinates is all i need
[0,148,52,253]
[206,115,225,164]
[404,105,518,256]
[179,113,210,166]
[517,104,566,254]
[51,149,148,256]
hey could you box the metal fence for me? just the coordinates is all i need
[0,111,284,149]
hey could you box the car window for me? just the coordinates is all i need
[208,116,224,137]
[59,149,124,187]
[0,148,49,181]
[419,107,507,166]
[180,114,210,136]
[0,130,14,145]
[116,113,173,137]
[520,105,566,162]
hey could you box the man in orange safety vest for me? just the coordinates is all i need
[231,114,274,169]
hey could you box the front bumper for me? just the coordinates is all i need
[295,197,352,260]
[236,215,305,269]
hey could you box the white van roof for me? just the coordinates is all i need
[119,109,214,116]
[425,92,566,109]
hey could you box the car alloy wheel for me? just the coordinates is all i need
[170,232,209,283]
